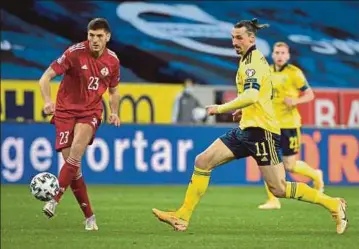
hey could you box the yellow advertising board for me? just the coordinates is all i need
[0,80,183,123]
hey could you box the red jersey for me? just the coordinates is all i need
[50,41,120,118]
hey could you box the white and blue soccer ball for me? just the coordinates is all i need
[30,172,59,202]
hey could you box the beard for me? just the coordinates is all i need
[234,46,242,55]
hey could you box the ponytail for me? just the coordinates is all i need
[234,18,270,34]
[250,18,270,30]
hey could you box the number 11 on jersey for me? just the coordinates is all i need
[255,142,268,156]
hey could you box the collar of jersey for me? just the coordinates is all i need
[241,45,256,62]
[273,63,289,72]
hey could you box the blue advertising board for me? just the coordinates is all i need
[1,123,358,185]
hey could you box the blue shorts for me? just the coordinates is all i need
[280,128,301,156]
[219,127,282,166]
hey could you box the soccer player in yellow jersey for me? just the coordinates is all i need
[257,42,324,210]
[152,18,348,234]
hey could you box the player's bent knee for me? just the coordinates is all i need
[283,162,294,172]
[283,156,296,172]
[69,142,88,161]
[194,153,211,170]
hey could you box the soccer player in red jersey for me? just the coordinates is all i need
[38,18,120,230]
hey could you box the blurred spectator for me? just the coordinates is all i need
[172,79,207,124]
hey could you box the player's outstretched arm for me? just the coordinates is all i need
[219,89,259,113]
[108,86,121,126]
[206,89,259,115]
[39,67,57,115]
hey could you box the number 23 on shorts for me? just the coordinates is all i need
[59,131,70,145]
[55,129,73,151]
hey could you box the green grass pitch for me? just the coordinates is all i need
[1,185,358,249]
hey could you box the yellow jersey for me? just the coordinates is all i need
[270,63,309,128]
[236,45,280,135]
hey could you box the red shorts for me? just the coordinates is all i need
[51,115,101,152]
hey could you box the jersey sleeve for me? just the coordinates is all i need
[50,49,73,75]
[294,68,309,91]
[110,62,120,88]
[243,56,265,92]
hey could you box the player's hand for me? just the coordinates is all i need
[109,113,121,127]
[205,105,220,116]
[43,101,55,115]
[284,97,297,107]
[232,109,242,122]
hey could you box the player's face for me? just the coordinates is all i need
[88,29,110,53]
[231,27,254,56]
[272,46,290,67]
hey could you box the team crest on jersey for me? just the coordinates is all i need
[245,69,256,77]
[281,75,288,83]
[101,67,109,77]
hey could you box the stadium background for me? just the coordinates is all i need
[1,1,359,249]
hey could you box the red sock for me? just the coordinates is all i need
[54,157,80,203]
[71,174,93,218]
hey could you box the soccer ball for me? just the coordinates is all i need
[30,172,60,202]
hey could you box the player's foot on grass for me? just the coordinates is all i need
[43,199,57,218]
[85,215,98,231]
[258,199,281,210]
[331,198,348,234]
[313,169,324,193]
[152,208,188,231]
